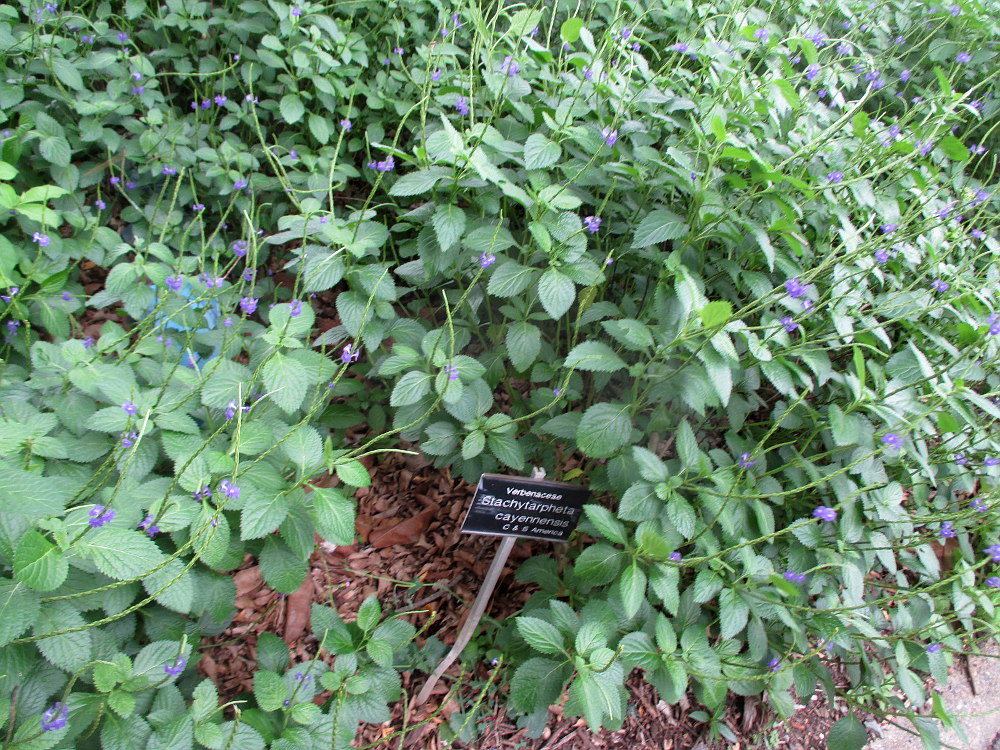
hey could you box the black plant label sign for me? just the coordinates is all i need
[460,473,591,542]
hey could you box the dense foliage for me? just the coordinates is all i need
[0,0,997,748]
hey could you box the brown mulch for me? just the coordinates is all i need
[196,450,868,750]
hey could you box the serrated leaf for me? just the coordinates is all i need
[263,353,310,413]
[310,487,355,545]
[390,370,433,407]
[389,167,451,196]
[619,563,647,619]
[260,536,307,593]
[666,494,697,538]
[523,134,562,170]
[13,530,68,591]
[432,204,466,250]
[0,578,40,646]
[577,402,632,458]
[699,300,732,328]
[487,261,538,298]
[631,209,686,248]
[335,458,371,487]
[827,714,867,750]
[280,94,305,124]
[564,341,627,373]
[506,321,541,372]
[516,616,565,654]
[718,589,749,639]
[78,528,167,580]
[487,433,525,469]
[561,17,584,42]
[583,505,626,545]
[537,268,575,319]
[632,446,668,482]
[254,670,287,711]
[242,492,290,540]
[52,57,85,90]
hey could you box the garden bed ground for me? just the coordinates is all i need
[196,450,864,749]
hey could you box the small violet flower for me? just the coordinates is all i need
[88,504,115,528]
[583,216,602,233]
[881,433,904,450]
[340,344,360,364]
[41,702,69,732]
[164,656,186,676]
[479,252,496,268]
[812,506,837,523]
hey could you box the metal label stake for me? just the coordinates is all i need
[414,471,590,706]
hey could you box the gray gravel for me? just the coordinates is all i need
[866,639,1000,750]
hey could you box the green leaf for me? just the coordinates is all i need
[583,505,626,545]
[699,300,732,328]
[510,657,567,713]
[666,494,696,538]
[263,353,310,413]
[718,589,749,639]
[488,261,538,298]
[13,530,68,591]
[201,360,253,409]
[20,185,70,203]
[357,594,381,632]
[631,446,668,482]
[335,458,371,487]
[938,135,969,162]
[432,204,466,250]
[827,714,868,750]
[564,341,627,373]
[506,321,541,372]
[52,58,85,90]
[574,543,625,585]
[390,370,433,407]
[280,94,305,124]
[524,134,562,170]
[631,209,686,248]
[0,578,40,646]
[487,433,525,470]
[516,616,565,654]
[257,632,290,674]
[260,536,307,593]
[537,268,575,319]
[254,670,287,711]
[462,429,485,459]
[577,403,632,458]
[269,301,315,339]
[389,167,451,196]
[78,528,167,580]
[310,487,356,545]
[35,599,91,672]
[560,17,584,42]
[619,563,647,619]
[242,492,290,540]
[308,113,331,144]
[39,136,71,166]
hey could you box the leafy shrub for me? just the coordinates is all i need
[0,0,996,748]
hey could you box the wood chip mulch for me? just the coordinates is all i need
[195,450,866,750]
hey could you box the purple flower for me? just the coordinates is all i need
[804,30,826,47]
[499,56,520,76]
[479,252,496,268]
[194,486,212,501]
[240,297,258,314]
[985,457,1000,467]
[165,275,183,291]
[41,702,68,732]
[971,189,990,207]
[455,96,469,115]
[784,570,807,584]
[784,277,807,299]
[88,504,115,528]
[242,269,256,283]
[669,552,682,562]
[122,401,137,415]
[33,232,51,247]
[164,656,186,676]
[228,239,248,258]
[940,522,956,539]
[837,42,852,55]
[672,42,688,53]
[233,179,247,191]
[900,69,911,82]
[341,344,360,364]
[126,180,137,189]
[245,94,258,104]
[954,453,968,466]
[956,51,971,63]
[874,248,890,264]
[880,223,898,234]
[340,118,352,131]
[83,337,94,348]
[289,299,303,317]
[738,452,755,469]
[431,68,442,82]
[601,127,618,147]
[971,229,986,240]
[768,657,781,672]
[94,199,106,210]
[985,544,1000,562]
[444,364,459,381]
[162,165,176,176]
[225,401,237,420]
[632,41,640,52]
[117,31,128,43]
[584,216,602,233]
[780,317,798,333]
[949,3,960,14]
[131,86,144,95]
[139,515,160,537]
[121,431,137,448]
[812,506,837,523]
[81,34,94,43]
[926,643,943,654]
[192,203,205,211]
[368,156,395,172]
[827,171,844,183]
[291,7,302,16]
[219,479,240,500]
[805,63,819,81]
[931,279,950,293]
[881,433,903,450]
[971,498,987,512]
[753,28,769,43]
